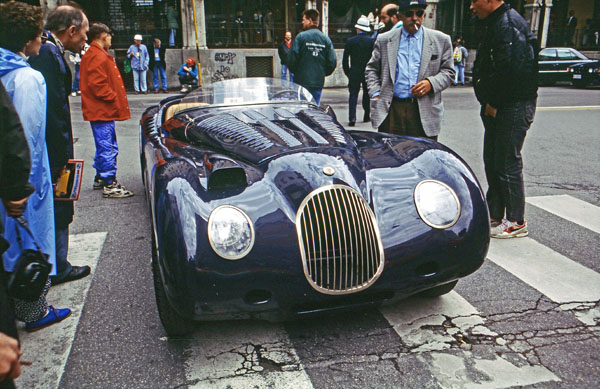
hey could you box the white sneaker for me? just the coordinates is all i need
[103,180,134,198]
[491,219,528,239]
[71,92,77,97]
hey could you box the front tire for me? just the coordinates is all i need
[151,235,196,337]
[417,281,458,297]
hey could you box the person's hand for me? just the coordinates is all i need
[2,196,29,217]
[411,79,432,98]
[183,66,190,72]
[0,333,21,382]
[484,103,498,118]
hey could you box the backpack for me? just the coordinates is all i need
[453,46,463,64]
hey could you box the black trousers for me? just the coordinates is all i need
[348,79,369,122]
[481,99,536,222]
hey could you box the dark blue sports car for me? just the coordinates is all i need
[140,78,490,336]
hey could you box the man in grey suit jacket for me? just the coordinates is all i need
[365,0,454,140]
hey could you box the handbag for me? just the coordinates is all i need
[5,216,51,302]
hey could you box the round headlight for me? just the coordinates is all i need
[414,180,460,229]
[208,205,254,260]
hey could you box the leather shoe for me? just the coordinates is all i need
[348,121,355,127]
[51,265,91,286]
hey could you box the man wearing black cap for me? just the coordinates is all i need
[365,0,454,141]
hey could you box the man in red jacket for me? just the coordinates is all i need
[80,23,133,198]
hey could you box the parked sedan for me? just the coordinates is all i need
[140,78,490,336]
[568,60,600,88]
[538,47,593,85]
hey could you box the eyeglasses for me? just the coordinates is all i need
[404,9,425,18]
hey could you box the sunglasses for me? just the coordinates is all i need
[404,9,425,17]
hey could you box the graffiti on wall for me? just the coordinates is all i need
[211,52,238,83]
[214,52,236,64]
[211,65,237,83]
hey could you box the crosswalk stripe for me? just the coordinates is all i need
[380,292,560,387]
[15,232,107,389]
[527,194,600,234]
[487,237,600,325]
[536,106,600,111]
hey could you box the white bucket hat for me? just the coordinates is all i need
[134,34,143,41]
[354,15,371,32]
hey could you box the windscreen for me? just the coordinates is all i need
[180,78,316,106]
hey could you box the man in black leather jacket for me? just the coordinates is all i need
[471,0,538,239]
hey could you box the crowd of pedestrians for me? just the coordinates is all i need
[0,3,136,386]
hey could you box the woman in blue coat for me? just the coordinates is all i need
[0,1,71,332]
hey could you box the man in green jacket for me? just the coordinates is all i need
[287,9,337,105]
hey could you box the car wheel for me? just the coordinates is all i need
[573,80,587,88]
[151,234,196,337]
[417,281,458,297]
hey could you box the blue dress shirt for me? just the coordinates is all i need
[393,27,423,98]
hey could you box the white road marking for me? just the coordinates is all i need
[527,194,600,234]
[536,106,600,111]
[488,237,600,326]
[488,238,600,303]
[381,292,560,387]
[185,321,313,389]
[15,232,107,389]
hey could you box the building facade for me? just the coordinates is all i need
[38,0,599,89]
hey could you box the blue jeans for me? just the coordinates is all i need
[482,99,536,222]
[52,227,71,282]
[133,69,147,92]
[153,64,167,91]
[454,64,465,85]
[281,65,294,82]
[72,64,80,92]
[91,120,118,184]
[305,87,322,105]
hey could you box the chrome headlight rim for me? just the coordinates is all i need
[207,205,255,260]
[414,179,461,229]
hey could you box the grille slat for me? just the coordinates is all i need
[297,185,384,294]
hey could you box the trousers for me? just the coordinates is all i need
[132,69,147,92]
[348,79,369,122]
[481,99,537,222]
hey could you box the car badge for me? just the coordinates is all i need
[323,166,335,176]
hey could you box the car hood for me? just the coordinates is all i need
[164,104,357,165]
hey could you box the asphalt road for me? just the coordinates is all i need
[14,84,600,389]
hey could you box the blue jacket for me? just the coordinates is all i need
[342,32,375,85]
[0,48,57,275]
[177,64,198,79]
[127,43,150,71]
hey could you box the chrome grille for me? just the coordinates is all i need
[296,185,384,294]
